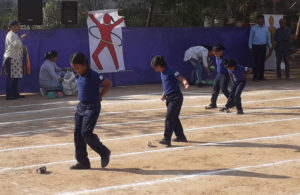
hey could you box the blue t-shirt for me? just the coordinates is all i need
[161,66,181,95]
[76,68,104,103]
[212,55,228,75]
[228,65,249,82]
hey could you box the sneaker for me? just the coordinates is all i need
[205,105,217,109]
[219,107,230,113]
[6,97,18,100]
[70,163,91,170]
[17,94,25,98]
[101,150,111,168]
[172,136,188,142]
[159,138,171,146]
[56,91,64,98]
[237,109,244,115]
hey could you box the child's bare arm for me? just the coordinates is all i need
[100,79,112,101]
[246,68,253,78]
[161,92,166,101]
[229,73,233,83]
[177,76,190,89]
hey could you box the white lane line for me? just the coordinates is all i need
[1,95,300,126]
[1,116,300,153]
[57,158,300,195]
[1,89,300,116]
[1,87,300,111]
[0,107,76,117]
[0,92,161,109]
[1,103,299,137]
[0,132,299,173]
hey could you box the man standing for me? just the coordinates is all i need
[248,15,272,81]
[274,18,291,80]
[1,20,27,100]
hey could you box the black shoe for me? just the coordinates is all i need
[17,95,25,98]
[6,97,18,100]
[101,150,111,168]
[219,107,230,113]
[205,105,217,109]
[237,109,244,115]
[70,163,91,170]
[172,136,188,142]
[159,138,171,146]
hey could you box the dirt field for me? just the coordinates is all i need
[0,71,300,194]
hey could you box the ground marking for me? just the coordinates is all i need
[0,102,299,137]
[1,115,300,153]
[57,158,300,195]
[0,132,299,173]
[0,95,299,126]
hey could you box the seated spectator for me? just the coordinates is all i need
[39,50,70,97]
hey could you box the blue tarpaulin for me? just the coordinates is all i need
[0,27,252,94]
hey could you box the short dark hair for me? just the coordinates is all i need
[201,44,212,51]
[8,20,19,27]
[256,15,264,20]
[70,52,88,65]
[223,58,237,68]
[151,55,167,68]
[212,43,225,51]
[44,50,58,60]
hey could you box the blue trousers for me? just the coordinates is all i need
[276,51,290,79]
[5,58,20,99]
[164,92,185,141]
[225,81,246,110]
[74,102,110,165]
[210,74,229,106]
[189,59,204,83]
[252,44,267,80]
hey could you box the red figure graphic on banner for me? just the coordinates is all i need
[88,13,124,70]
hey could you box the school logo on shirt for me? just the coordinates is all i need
[174,71,180,77]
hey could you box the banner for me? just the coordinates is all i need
[264,14,284,70]
[87,9,125,73]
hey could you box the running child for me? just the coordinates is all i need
[219,58,252,114]
[69,52,112,169]
[205,43,230,109]
[151,55,189,146]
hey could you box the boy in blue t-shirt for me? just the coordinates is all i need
[151,55,189,146]
[69,52,112,169]
[220,59,252,114]
[205,43,230,109]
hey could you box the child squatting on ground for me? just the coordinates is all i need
[69,52,112,169]
[151,55,189,147]
[219,58,252,115]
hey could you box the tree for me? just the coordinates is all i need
[43,1,59,28]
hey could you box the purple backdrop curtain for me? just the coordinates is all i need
[0,27,252,94]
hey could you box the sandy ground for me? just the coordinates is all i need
[0,73,300,194]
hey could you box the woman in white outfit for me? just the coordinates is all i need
[1,20,27,100]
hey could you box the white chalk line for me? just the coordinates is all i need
[0,91,171,110]
[57,158,300,195]
[0,132,299,174]
[0,95,300,126]
[1,115,300,153]
[0,100,299,137]
[1,88,299,116]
